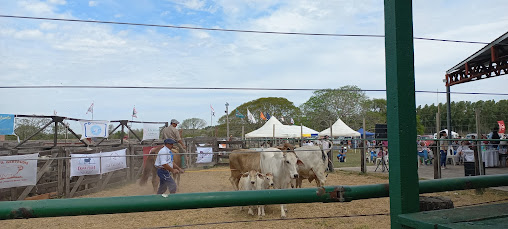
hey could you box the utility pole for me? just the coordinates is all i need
[225,102,229,138]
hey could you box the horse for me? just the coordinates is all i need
[139,145,182,193]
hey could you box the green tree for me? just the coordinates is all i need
[180,118,207,136]
[300,85,368,130]
[361,98,387,131]
[13,118,52,140]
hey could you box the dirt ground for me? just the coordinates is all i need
[4,167,508,229]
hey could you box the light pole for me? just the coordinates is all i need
[225,102,229,138]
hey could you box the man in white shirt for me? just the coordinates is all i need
[155,138,185,194]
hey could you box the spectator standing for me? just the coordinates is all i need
[440,131,448,169]
[490,128,501,149]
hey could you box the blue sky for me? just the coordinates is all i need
[1,0,508,133]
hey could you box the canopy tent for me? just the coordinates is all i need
[245,117,319,138]
[357,128,375,137]
[283,125,319,138]
[319,118,361,137]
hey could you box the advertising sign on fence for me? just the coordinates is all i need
[142,124,161,140]
[80,120,110,139]
[70,153,101,177]
[196,147,213,164]
[100,149,127,174]
[0,114,15,135]
[0,153,39,189]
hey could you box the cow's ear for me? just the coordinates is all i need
[297,159,304,165]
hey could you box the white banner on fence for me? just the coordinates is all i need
[0,153,39,189]
[80,120,110,139]
[100,149,127,174]
[196,147,213,164]
[70,153,101,177]
[142,123,161,140]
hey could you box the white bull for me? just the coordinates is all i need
[260,147,303,218]
[293,145,328,188]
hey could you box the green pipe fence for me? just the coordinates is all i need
[1,174,507,220]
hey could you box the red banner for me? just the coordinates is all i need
[142,146,155,164]
[498,120,505,134]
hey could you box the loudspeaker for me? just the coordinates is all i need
[375,124,387,139]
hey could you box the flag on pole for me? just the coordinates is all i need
[498,120,505,134]
[211,105,215,116]
[235,109,245,118]
[260,112,267,121]
[247,109,257,123]
[265,112,271,120]
[132,106,137,118]
[86,102,94,114]
[290,118,294,125]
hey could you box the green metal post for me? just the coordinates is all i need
[384,0,419,228]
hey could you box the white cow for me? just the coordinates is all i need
[260,147,302,218]
[293,145,328,188]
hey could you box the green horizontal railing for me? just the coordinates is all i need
[1,174,507,220]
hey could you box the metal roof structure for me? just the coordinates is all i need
[445,31,508,86]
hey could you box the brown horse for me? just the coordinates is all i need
[139,145,182,193]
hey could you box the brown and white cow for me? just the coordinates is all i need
[228,149,261,191]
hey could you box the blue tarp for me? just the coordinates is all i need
[357,128,375,137]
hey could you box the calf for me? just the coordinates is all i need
[238,170,263,216]
[255,172,274,216]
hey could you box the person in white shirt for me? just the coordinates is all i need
[155,138,185,194]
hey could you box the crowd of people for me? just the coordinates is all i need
[417,127,506,169]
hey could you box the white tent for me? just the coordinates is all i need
[245,117,283,138]
[280,125,319,138]
[319,118,360,137]
[245,117,319,138]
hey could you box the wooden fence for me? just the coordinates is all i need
[0,137,249,201]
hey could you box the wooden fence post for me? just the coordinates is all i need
[57,147,64,198]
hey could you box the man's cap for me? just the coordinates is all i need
[171,119,179,124]
[164,138,177,144]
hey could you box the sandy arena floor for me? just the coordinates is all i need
[3,167,508,229]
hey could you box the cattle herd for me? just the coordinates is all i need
[140,142,330,218]
[229,143,330,218]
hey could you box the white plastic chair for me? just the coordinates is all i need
[446,147,456,166]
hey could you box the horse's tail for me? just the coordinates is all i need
[139,147,161,185]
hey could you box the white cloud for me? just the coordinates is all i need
[89,1,98,7]
[19,1,53,15]
[48,0,66,5]
[40,22,58,30]
[1,0,508,126]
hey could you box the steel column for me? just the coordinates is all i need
[384,0,419,228]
